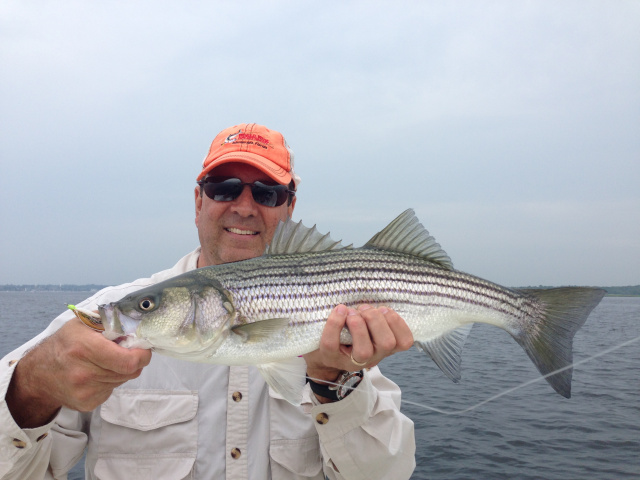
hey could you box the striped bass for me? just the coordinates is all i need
[98,209,605,404]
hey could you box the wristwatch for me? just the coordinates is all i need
[307,370,364,401]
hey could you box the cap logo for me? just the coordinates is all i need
[223,129,272,150]
[224,130,242,144]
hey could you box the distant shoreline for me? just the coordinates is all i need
[516,285,640,296]
[0,285,108,292]
[1,284,639,296]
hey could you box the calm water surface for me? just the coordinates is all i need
[1,293,639,479]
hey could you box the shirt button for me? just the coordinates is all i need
[230,447,241,459]
[12,438,27,449]
[316,412,329,425]
[232,391,243,402]
[37,433,49,442]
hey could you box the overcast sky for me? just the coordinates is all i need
[1,0,638,288]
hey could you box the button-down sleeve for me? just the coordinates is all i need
[0,354,59,479]
[0,250,202,480]
[0,307,92,480]
[309,367,416,480]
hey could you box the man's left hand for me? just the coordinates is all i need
[303,304,414,396]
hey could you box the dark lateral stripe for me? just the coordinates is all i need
[234,282,532,320]
[212,250,530,314]
[236,270,518,301]
[221,253,523,305]
[228,269,528,315]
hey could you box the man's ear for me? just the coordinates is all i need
[287,195,296,218]
[195,186,203,227]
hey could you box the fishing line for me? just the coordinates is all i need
[305,334,640,415]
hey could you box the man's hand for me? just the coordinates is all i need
[6,319,152,429]
[303,304,414,401]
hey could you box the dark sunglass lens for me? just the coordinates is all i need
[251,183,284,207]
[205,178,243,202]
[201,178,290,207]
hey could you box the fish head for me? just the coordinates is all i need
[98,274,236,357]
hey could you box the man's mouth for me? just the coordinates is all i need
[226,227,259,236]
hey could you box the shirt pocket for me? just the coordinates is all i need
[94,389,198,480]
[270,436,324,480]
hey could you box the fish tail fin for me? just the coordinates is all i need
[514,287,605,398]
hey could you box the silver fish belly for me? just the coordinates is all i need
[99,209,605,404]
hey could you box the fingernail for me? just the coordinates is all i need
[347,307,359,316]
[380,307,389,314]
[335,305,347,315]
[358,304,372,311]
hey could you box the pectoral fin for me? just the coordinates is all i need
[231,318,292,343]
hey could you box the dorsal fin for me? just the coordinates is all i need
[266,218,352,255]
[365,209,453,270]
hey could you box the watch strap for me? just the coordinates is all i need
[307,376,340,401]
[307,370,364,401]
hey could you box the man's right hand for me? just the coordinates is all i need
[6,318,152,429]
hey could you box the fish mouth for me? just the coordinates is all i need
[99,303,124,339]
[98,303,153,349]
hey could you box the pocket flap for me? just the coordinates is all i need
[101,389,198,431]
[95,453,196,479]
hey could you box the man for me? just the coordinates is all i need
[0,123,416,479]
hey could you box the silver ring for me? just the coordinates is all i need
[350,352,368,367]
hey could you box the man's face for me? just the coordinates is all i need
[195,163,296,267]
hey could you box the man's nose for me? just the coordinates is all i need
[229,184,258,216]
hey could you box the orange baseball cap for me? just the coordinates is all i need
[197,123,301,186]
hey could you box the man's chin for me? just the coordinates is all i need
[217,246,264,265]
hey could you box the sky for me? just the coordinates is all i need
[1,0,638,287]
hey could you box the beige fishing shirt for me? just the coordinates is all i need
[0,249,416,479]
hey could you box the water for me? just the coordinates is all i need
[380,296,640,479]
[1,292,638,479]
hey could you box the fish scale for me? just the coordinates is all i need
[181,247,556,376]
[99,209,605,404]
[214,249,532,330]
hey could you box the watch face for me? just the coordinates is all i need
[337,372,363,399]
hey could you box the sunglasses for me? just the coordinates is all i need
[198,177,295,207]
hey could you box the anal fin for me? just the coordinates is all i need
[415,324,473,382]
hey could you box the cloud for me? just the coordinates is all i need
[1,1,638,286]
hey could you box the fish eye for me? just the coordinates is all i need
[138,297,156,311]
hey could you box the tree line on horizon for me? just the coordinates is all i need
[1,284,639,296]
[0,284,108,292]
